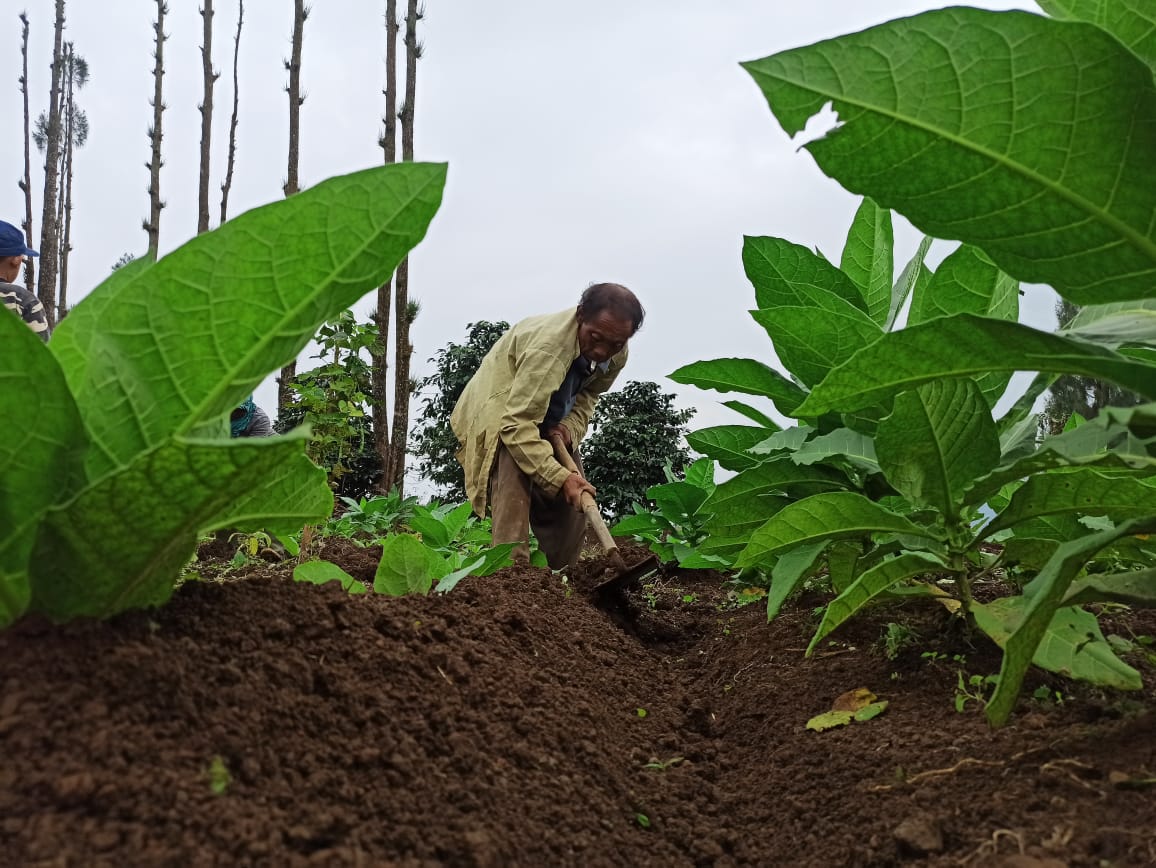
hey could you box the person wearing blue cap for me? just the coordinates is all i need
[0,220,49,341]
[230,394,274,438]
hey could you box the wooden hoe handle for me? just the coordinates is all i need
[548,434,618,555]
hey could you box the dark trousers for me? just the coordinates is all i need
[489,443,587,571]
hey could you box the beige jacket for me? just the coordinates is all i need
[451,307,628,516]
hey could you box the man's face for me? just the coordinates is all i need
[577,308,634,364]
[0,256,23,283]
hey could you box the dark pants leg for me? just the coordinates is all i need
[489,443,587,571]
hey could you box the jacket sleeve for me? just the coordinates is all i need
[560,351,627,447]
[499,349,573,496]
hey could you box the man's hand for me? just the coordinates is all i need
[561,471,596,512]
[546,424,572,450]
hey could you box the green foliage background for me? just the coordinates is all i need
[582,380,694,519]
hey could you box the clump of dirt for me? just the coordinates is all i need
[1,552,1155,866]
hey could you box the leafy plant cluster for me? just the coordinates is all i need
[671,3,1156,725]
[278,310,384,498]
[0,162,446,628]
[296,499,520,597]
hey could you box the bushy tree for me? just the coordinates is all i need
[277,311,383,498]
[411,320,509,500]
[582,380,694,519]
[1040,300,1143,434]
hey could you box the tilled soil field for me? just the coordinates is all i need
[2,540,1155,866]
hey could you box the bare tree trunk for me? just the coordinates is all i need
[371,0,400,493]
[219,0,243,224]
[385,0,422,493]
[277,0,308,417]
[36,0,66,326]
[197,0,218,234]
[144,1,168,260]
[19,13,36,293]
[58,44,75,322]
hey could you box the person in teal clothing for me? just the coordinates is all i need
[230,395,273,438]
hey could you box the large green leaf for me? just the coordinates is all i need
[743,235,866,312]
[374,534,448,596]
[670,358,806,415]
[648,480,712,523]
[52,163,447,479]
[744,8,1156,305]
[907,245,1019,406]
[1063,567,1156,607]
[887,236,932,330]
[766,541,828,621]
[981,468,1156,539]
[28,434,331,621]
[686,424,778,471]
[721,400,780,429]
[0,316,87,626]
[840,198,893,326]
[703,459,846,538]
[968,412,1156,506]
[909,246,1019,326]
[795,315,1156,417]
[293,560,368,595]
[875,380,1000,520]
[1037,0,1156,74]
[974,598,1141,694]
[749,305,882,391]
[736,492,935,568]
[790,428,880,474]
[1062,310,1156,348]
[808,552,944,653]
[985,516,1156,726]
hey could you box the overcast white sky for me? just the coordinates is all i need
[6,1,1050,474]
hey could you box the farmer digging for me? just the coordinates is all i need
[452,282,644,570]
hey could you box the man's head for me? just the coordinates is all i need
[575,282,644,364]
[0,221,37,283]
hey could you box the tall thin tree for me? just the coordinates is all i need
[277,0,308,416]
[371,0,400,492]
[384,0,423,492]
[18,12,35,292]
[219,0,244,224]
[144,0,168,260]
[35,0,66,325]
[197,0,218,234]
[56,44,89,322]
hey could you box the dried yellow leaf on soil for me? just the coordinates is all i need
[832,687,876,712]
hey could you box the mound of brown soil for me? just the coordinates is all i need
[1,555,1154,866]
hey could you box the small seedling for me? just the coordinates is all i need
[636,707,648,718]
[207,755,231,796]
[682,592,697,603]
[879,622,920,661]
[954,671,998,713]
[643,756,685,771]
[635,813,651,829]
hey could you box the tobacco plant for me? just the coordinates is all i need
[0,163,446,627]
[675,3,1156,724]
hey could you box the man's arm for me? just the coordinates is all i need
[499,349,573,496]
